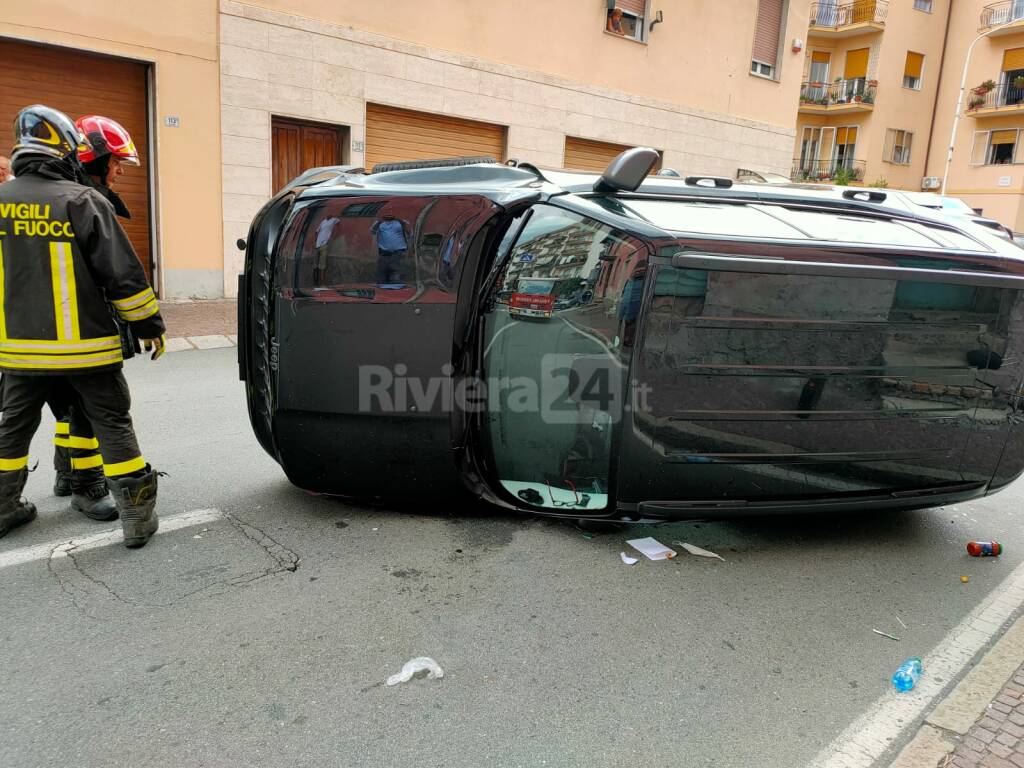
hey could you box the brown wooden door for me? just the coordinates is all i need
[272,118,343,193]
[0,39,153,281]
[364,104,506,172]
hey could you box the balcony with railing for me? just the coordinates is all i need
[791,158,866,184]
[980,1,1024,34]
[799,79,877,113]
[966,81,1024,115]
[809,0,888,36]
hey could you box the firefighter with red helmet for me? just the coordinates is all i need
[46,115,146,518]
[0,105,165,547]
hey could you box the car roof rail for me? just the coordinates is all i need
[371,156,498,174]
[842,189,887,203]
[685,175,733,189]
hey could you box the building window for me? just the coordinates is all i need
[971,129,1024,165]
[903,52,924,90]
[913,0,933,11]
[606,1,647,42]
[751,0,785,80]
[884,129,914,164]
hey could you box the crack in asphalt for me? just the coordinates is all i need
[44,513,300,614]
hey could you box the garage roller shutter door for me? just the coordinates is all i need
[364,104,506,171]
[0,39,153,281]
[563,136,662,173]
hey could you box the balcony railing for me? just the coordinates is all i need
[966,81,1024,111]
[980,0,1024,30]
[810,0,888,29]
[799,79,877,107]
[791,158,866,183]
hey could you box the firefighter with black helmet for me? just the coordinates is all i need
[0,104,166,547]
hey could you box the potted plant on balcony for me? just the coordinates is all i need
[975,79,997,94]
[1014,76,1024,90]
[968,95,986,110]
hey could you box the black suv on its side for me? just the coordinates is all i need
[239,149,1024,521]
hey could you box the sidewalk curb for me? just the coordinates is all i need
[165,334,237,353]
[890,617,1024,767]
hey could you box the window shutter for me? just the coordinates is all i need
[970,131,989,165]
[844,48,870,79]
[811,51,831,64]
[836,127,848,145]
[883,129,895,162]
[1003,48,1024,71]
[991,129,1018,144]
[616,0,646,16]
[904,52,924,79]
[752,0,784,64]
[847,126,858,145]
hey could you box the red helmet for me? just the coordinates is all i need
[75,115,140,166]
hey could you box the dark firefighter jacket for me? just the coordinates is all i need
[0,160,164,375]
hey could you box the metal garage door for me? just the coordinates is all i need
[364,104,506,171]
[0,39,153,280]
[564,136,661,172]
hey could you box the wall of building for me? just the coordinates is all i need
[795,0,951,190]
[926,2,1024,229]
[219,0,805,297]
[0,0,224,298]
[864,0,950,189]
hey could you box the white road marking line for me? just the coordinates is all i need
[809,557,1024,768]
[0,508,223,570]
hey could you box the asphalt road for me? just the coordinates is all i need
[0,347,1021,768]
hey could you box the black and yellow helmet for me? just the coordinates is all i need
[12,104,88,162]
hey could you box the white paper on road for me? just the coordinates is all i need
[675,542,726,561]
[626,537,676,561]
[386,657,444,686]
[620,552,639,565]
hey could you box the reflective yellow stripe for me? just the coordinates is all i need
[0,336,119,352]
[55,422,70,436]
[49,242,80,341]
[0,240,6,341]
[117,299,160,322]
[0,456,28,471]
[104,456,146,477]
[72,454,104,470]
[111,287,155,311]
[0,349,123,370]
[56,436,100,450]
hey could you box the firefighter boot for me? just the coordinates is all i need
[70,467,118,522]
[53,471,73,497]
[107,468,159,548]
[0,468,37,539]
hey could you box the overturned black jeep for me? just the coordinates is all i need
[239,149,1024,521]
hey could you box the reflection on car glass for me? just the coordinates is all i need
[615,199,805,239]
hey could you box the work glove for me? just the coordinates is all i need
[143,334,167,361]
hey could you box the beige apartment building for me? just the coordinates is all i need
[792,0,1024,232]
[3,1,807,299]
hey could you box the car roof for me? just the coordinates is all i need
[289,160,1024,261]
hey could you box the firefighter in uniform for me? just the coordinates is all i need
[46,115,142,519]
[0,104,166,547]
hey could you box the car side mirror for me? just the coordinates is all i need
[594,147,660,194]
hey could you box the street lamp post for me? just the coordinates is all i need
[941,17,1020,195]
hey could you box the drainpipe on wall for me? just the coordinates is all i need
[922,0,953,183]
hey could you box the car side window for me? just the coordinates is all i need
[280,195,496,303]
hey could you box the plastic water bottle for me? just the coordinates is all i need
[892,658,922,693]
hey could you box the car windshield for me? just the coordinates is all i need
[941,197,975,213]
[517,279,555,295]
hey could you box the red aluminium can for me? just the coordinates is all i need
[966,541,1002,557]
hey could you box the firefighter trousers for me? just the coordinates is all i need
[0,372,147,478]
[46,385,102,475]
